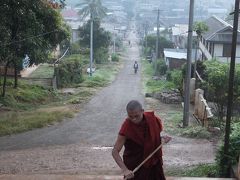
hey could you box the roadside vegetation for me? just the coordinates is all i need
[0,54,122,136]
[0,109,74,136]
[142,47,240,177]
[141,59,175,93]
[28,64,55,78]
[166,163,218,177]
[0,0,125,137]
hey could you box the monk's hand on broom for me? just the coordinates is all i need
[123,169,134,179]
[161,135,172,144]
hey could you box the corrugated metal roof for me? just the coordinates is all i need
[203,15,240,43]
[164,48,197,61]
[203,16,228,39]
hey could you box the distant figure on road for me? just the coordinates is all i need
[128,40,131,46]
[112,100,172,180]
[133,61,138,74]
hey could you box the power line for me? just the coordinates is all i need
[1,30,60,47]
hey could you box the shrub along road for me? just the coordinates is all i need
[0,29,215,176]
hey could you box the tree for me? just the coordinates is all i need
[203,61,229,122]
[144,35,174,57]
[193,21,209,37]
[78,20,111,63]
[193,21,208,78]
[201,60,240,123]
[77,0,107,75]
[0,0,70,97]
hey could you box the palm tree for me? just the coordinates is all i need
[77,0,107,76]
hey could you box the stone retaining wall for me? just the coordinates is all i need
[146,89,182,104]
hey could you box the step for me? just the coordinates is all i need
[0,175,236,180]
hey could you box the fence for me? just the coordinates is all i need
[20,76,57,89]
[194,88,213,127]
[0,66,20,76]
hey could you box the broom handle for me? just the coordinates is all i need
[124,142,164,180]
[132,142,163,173]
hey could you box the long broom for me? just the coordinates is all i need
[124,142,164,180]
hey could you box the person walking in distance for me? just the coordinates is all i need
[133,61,138,74]
[112,100,172,180]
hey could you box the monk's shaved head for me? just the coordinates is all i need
[126,100,143,112]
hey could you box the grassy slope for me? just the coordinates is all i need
[0,54,123,136]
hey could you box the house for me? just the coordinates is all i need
[170,24,189,48]
[61,8,82,43]
[164,48,197,70]
[199,15,240,63]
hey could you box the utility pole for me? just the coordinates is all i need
[156,9,160,59]
[144,21,149,52]
[222,0,240,177]
[183,0,195,127]
[113,32,116,54]
[193,37,198,79]
[90,14,93,76]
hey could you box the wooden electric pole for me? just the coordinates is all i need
[183,0,195,127]
[222,0,240,177]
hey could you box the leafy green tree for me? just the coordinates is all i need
[201,61,240,123]
[193,21,209,37]
[216,122,240,177]
[193,21,208,78]
[0,0,70,97]
[144,35,174,57]
[78,20,111,63]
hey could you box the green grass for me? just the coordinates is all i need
[0,110,74,136]
[0,82,56,110]
[0,55,123,136]
[141,59,175,93]
[29,64,54,78]
[163,110,211,139]
[166,164,218,177]
[67,89,96,104]
[79,62,121,88]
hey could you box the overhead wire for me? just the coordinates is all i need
[1,29,60,47]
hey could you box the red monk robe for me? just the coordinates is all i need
[119,111,166,180]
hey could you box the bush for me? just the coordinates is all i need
[216,122,240,176]
[181,126,211,139]
[171,70,183,93]
[153,59,167,76]
[183,164,218,177]
[56,59,83,87]
[95,48,108,64]
[111,53,119,62]
[84,76,108,87]
[70,42,81,54]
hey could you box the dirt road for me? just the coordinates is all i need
[0,29,215,175]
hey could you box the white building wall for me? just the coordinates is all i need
[214,44,223,57]
[236,45,240,57]
[214,44,240,64]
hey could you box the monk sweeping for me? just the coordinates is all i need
[112,100,171,180]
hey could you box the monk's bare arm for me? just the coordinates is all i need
[112,135,128,171]
[112,135,134,178]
